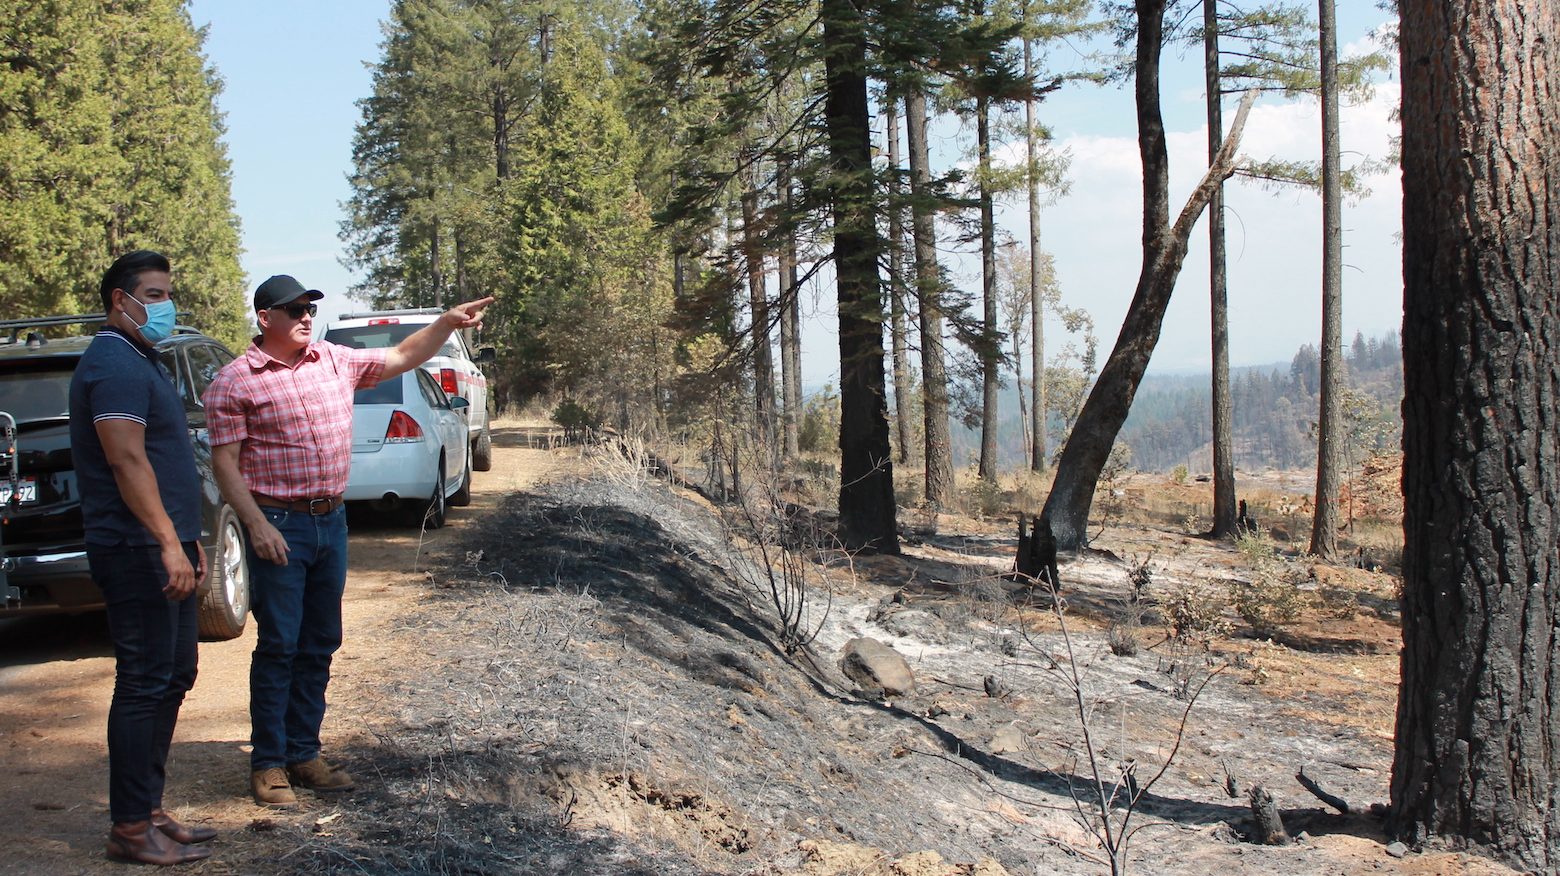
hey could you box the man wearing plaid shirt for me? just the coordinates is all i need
[205,275,492,808]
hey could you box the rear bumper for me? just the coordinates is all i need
[345,449,437,502]
[1,548,100,615]
[2,540,221,617]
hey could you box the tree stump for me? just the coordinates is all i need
[1237,499,1258,534]
[1015,514,1060,592]
[1249,784,1290,845]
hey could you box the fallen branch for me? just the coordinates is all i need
[1295,765,1351,814]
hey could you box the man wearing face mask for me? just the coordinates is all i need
[68,250,215,865]
[205,275,492,808]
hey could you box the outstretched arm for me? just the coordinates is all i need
[381,296,495,380]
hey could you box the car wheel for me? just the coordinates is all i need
[472,428,493,472]
[198,504,250,640]
[450,455,472,507]
[409,459,448,529]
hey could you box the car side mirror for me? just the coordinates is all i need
[449,396,470,410]
[475,346,496,364]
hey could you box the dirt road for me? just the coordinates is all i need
[0,418,568,875]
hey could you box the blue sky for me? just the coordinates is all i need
[189,1,1399,383]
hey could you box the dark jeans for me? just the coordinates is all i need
[247,504,348,769]
[88,542,200,825]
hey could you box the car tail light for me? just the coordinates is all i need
[368,318,400,326]
[384,410,424,443]
[440,368,458,395]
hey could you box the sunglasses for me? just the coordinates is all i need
[272,302,318,319]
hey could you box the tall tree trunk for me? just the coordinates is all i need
[1390,0,1560,869]
[1025,35,1046,473]
[492,91,510,180]
[977,91,1000,481]
[823,0,898,553]
[1039,0,1257,550]
[778,169,802,459]
[740,170,775,448]
[429,214,443,307]
[886,102,915,466]
[454,227,470,301]
[904,86,955,510]
[1206,0,1236,537]
[1308,0,1343,558]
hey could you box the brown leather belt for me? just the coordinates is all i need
[252,493,344,515]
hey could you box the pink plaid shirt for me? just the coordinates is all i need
[205,341,387,500]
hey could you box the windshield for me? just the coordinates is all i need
[325,325,461,359]
[0,365,74,423]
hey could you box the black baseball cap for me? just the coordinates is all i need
[253,275,325,311]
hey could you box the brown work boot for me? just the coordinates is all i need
[287,756,355,792]
[151,808,217,844]
[106,820,212,865]
[251,767,299,808]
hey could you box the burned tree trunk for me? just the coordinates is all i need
[823,0,898,553]
[1389,0,1560,869]
[1039,8,1259,551]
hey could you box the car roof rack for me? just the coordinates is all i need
[0,313,196,345]
[335,307,443,320]
[0,314,107,344]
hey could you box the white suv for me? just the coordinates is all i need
[322,308,496,471]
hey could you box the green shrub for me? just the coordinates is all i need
[1171,464,1189,485]
[1229,527,1305,635]
[1164,582,1232,647]
[551,399,601,439]
[1231,571,1305,636]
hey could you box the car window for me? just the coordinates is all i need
[157,348,187,401]
[185,343,230,406]
[354,375,403,405]
[415,369,448,409]
[0,364,74,423]
[325,325,463,359]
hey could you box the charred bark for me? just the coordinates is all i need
[823,0,898,553]
[977,91,1000,482]
[1389,0,1560,869]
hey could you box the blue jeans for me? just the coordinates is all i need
[247,505,348,770]
[88,542,200,824]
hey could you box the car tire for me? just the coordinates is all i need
[450,455,472,507]
[472,428,493,472]
[409,459,448,529]
[198,504,250,641]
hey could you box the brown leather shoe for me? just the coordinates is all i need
[251,767,299,808]
[287,756,355,792]
[106,820,212,866]
[151,808,217,844]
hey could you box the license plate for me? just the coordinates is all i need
[0,477,37,506]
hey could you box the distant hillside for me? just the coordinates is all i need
[945,331,1404,474]
[1119,331,1403,472]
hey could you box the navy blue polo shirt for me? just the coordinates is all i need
[68,328,201,546]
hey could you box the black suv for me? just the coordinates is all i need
[0,316,250,639]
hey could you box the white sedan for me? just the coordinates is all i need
[345,367,472,528]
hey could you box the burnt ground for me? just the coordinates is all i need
[245,447,1520,876]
